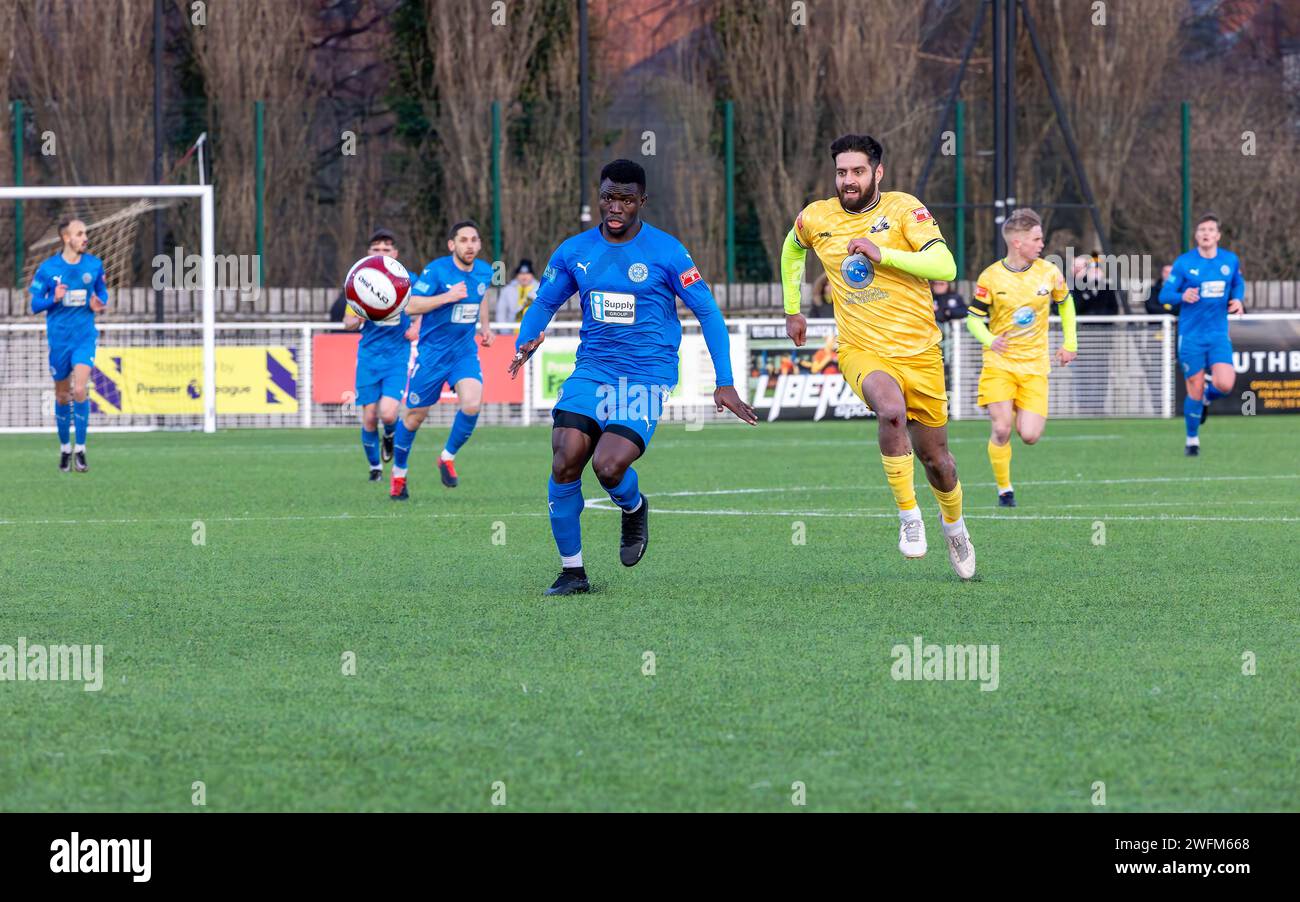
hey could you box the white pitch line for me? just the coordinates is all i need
[583,499,1300,523]
[630,474,1300,498]
[0,511,548,527]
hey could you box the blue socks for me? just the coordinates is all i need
[1205,384,1227,402]
[383,420,396,438]
[393,420,417,471]
[445,411,479,456]
[72,399,89,445]
[606,468,642,512]
[1184,395,1203,438]
[547,477,584,565]
[55,402,72,445]
[361,428,380,467]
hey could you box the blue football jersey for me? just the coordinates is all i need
[357,309,412,359]
[521,222,732,386]
[410,256,493,370]
[1160,248,1245,338]
[29,253,109,346]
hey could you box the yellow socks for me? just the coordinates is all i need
[988,440,1012,493]
[880,452,918,511]
[931,481,964,524]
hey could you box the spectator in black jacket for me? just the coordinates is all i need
[1144,264,1177,315]
[1072,254,1120,316]
[931,279,967,323]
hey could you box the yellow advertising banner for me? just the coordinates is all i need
[90,347,299,415]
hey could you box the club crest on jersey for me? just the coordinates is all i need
[1036,285,1050,296]
[911,207,932,223]
[1013,305,1036,327]
[1221,265,1230,275]
[869,215,890,234]
[408,391,421,406]
[841,254,875,289]
[627,263,648,283]
[82,272,93,284]
[477,282,486,296]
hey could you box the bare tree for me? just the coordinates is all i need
[1031,0,1185,248]
[13,0,154,187]
[821,0,934,196]
[713,0,824,276]
[425,0,552,262]
[651,42,726,284]
[184,0,321,283]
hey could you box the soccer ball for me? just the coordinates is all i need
[344,255,411,321]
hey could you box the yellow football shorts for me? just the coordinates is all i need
[838,343,948,428]
[977,365,1049,417]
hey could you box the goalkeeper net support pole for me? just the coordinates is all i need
[0,184,217,432]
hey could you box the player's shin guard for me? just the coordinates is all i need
[393,420,417,472]
[547,476,584,566]
[931,481,964,525]
[606,468,642,512]
[881,453,918,512]
[55,402,72,446]
[1184,396,1203,438]
[72,399,89,445]
[444,411,479,456]
[361,428,380,467]
[988,440,1012,493]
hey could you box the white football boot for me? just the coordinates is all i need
[941,519,976,580]
[898,511,927,559]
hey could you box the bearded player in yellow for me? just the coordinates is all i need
[966,209,1078,508]
[782,134,974,580]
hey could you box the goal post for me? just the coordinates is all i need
[0,184,217,432]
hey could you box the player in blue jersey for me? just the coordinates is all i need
[342,228,420,481]
[509,159,757,596]
[28,219,109,473]
[1159,214,1245,456]
[388,220,495,500]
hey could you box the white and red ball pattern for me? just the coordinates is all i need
[344,255,411,321]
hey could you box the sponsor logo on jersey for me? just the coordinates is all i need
[451,303,480,324]
[679,266,701,288]
[911,207,932,223]
[543,266,556,282]
[590,290,636,324]
[1013,305,1036,327]
[840,253,875,289]
[975,285,989,300]
[627,263,648,283]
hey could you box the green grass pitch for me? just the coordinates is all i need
[1,416,1296,812]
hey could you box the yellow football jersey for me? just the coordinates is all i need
[970,258,1069,376]
[794,191,945,358]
